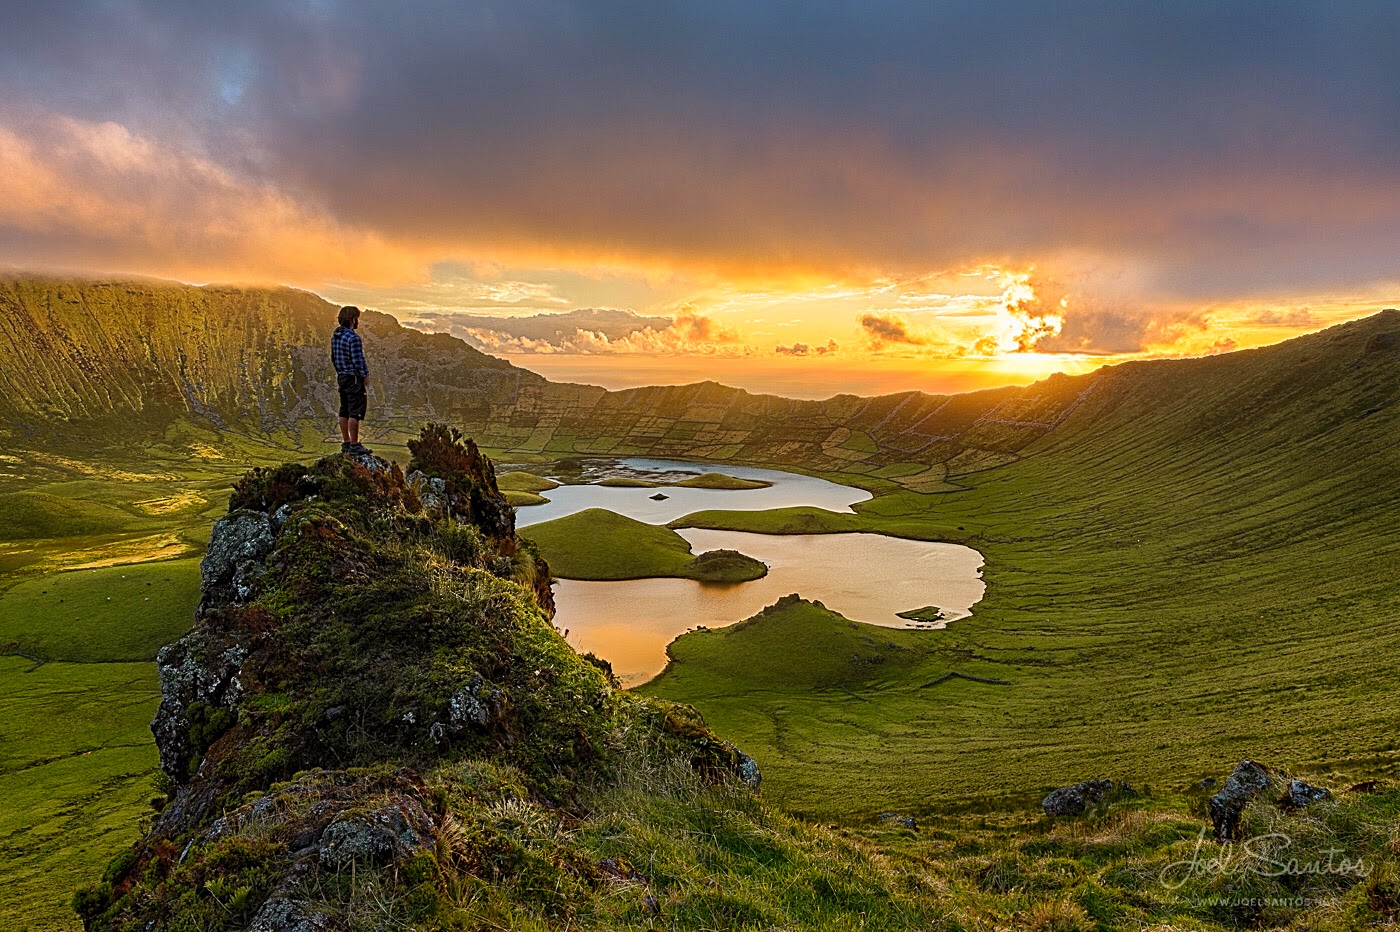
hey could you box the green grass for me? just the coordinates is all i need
[0,558,201,663]
[650,597,941,694]
[648,317,1400,818]
[672,505,863,535]
[0,425,316,929]
[503,489,549,507]
[0,556,199,929]
[3,295,1399,928]
[595,476,660,487]
[673,473,773,490]
[0,491,142,540]
[0,657,161,931]
[497,470,560,493]
[525,508,766,582]
[589,473,771,490]
[685,549,770,583]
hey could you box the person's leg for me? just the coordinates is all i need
[339,417,351,443]
[338,374,353,449]
[348,418,360,444]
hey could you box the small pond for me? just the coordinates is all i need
[552,528,985,684]
[512,458,870,527]
[513,459,985,686]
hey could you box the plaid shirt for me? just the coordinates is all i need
[331,326,368,378]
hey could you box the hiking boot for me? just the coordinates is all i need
[348,443,372,455]
[341,442,352,453]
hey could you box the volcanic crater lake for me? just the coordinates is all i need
[514,458,985,685]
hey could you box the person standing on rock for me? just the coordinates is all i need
[331,305,371,455]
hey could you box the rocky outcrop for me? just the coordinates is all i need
[1281,778,1332,809]
[876,812,918,830]
[152,627,249,782]
[197,509,275,617]
[407,470,514,538]
[1041,779,1128,817]
[156,505,286,781]
[78,426,759,930]
[215,770,435,931]
[1206,762,1334,838]
[428,674,507,747]
[1209,760,1277,840]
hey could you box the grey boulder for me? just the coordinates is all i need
[1209,760,1277,840]
[1281,779,1331,809]
[1042,779,1120,817]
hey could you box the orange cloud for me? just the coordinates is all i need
[441,309,745,357]
[775,340,839,356]
[859,313,926,349]
[0,115,421,284]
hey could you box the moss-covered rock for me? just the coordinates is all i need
[79,424,756,930]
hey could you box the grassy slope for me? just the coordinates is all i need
[0,658,164,930]
[594,473,770,490]
[0,492,144,540]
[497,470,560,493]
[524,508,766,582]
[1,292,1396,926]
[595,476,659,487]
[0,432,282,930]
[653,598,947,695]
[648,312,1400,817]
[0,559,202,663]
[498,470,559,506]
[60,442,1400,932]
[0,553,202,929]
[673,473,772,490]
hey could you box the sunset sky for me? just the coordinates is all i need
[3,2,1398,396]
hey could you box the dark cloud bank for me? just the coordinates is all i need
[5,1,1400,298]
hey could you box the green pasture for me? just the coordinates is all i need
[0,559,202,663]
[2,310,1398,926]
[524,508,766,583]
[647,333,1400,818]
[0,658,163,930]
[496,470,560,493]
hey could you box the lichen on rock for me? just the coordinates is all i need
[198,509,275,616]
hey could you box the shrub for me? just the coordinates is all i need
[71,882,112,920]
[408,423,486,487]
[230,463,309,513]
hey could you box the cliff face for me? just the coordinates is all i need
[5,277,1397,491]
[0,276,1097,484]
[75,425,755,930]
[0,277,536,438]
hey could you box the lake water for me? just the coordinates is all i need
[513,458,984,686]
[513,457,870,527]
[552,528,985,684]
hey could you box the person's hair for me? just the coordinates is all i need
[338,305,361,327]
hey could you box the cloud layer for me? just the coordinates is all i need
[404,307,743,356]
[6,4,1400,288]
[0,113,414,281]
[2,1,1399,364]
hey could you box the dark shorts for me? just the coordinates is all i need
[337,373,367,420]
